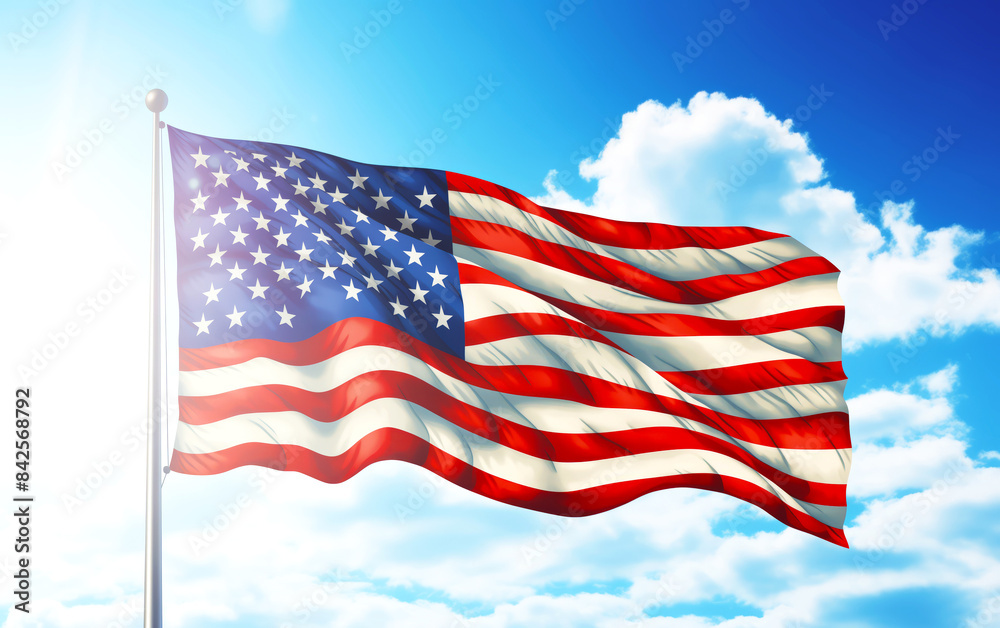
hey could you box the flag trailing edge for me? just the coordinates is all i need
[167,126,851,547]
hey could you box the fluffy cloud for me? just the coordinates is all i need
[533,93,1000,350]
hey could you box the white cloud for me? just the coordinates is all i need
[850,435,971,497]
[918,363,959,396]
[533,92,1000,350]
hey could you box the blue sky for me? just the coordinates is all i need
[3,1,1000,626]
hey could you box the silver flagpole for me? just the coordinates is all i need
[144,88,168,628]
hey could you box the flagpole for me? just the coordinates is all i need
[144,88,168,628]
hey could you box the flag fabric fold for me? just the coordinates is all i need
[167,126,851,547]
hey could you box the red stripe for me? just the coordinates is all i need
[659,360,847,395]
[466,312,628,351]
[178,375,845,506]
[452,216,839,305]
[170,435,848,547]
[466,313,845,393]
[447,171,795,253]
[180,318,851,450]
[458,263,846,336]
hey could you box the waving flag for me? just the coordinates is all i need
[167,126,851,547]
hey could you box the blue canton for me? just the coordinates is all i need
[168,126,464,358]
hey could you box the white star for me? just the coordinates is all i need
[335,219,355,236]
[329,187,348,204]
[370,189,392,210]
[210,208,230,226]
[274,262,293,281]
[286,152,305,168]
[432,306,452,329]
[351,208,370,224]
[416,186,436,208]
[276,305,295,327]
[297,275,313,297]
[252,211,271,231]
[248,279,268,299]
[292,211,309,227]
[295,243,314,262]
[191,191,209,212]
[348,169,368,189]
[232,156,250,172]
[421,231,442,247]
[389,296,408,317]
[211,167,231,187]
[232,192,252,211]
[383,259,403,279]
[363,272,383,290]
[193,314,213,335]
[427,266,447,287]
[272,195,290,212]
[251,152,267,162]
[226,306,246,328]
[318,260,337,279]
[338,250,356,267]
[310,195,328,215]
[397,210,417,232]
[227,262,246,281]
[308,172,327,191]
[361,238,380,257]
[343,279,362,301]
[403,244,424,266]
[207,244,226,266]
[190,228,208,250]
[202,283,221,304]
[230,226,249,245]
[409,282,428,303]
[380,226,398,242]
[250,245,270,265]
[190,147,210,168]
[273,228,291,247]
[314,230,332,245]
[292,179,310,197]
[253,173,271,191]
[271,163,288,179]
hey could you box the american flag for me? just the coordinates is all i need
[167,126,851,547]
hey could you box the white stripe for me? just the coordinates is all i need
[602,327,843,369]
[685,381,848,420]
[456,245,842,318]
[178,346,851,485]
[461,282,841,367]
[465,334,845,419]
[174,397,846,527]
[451,191,821,281]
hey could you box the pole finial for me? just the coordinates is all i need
[145,89,168,113]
